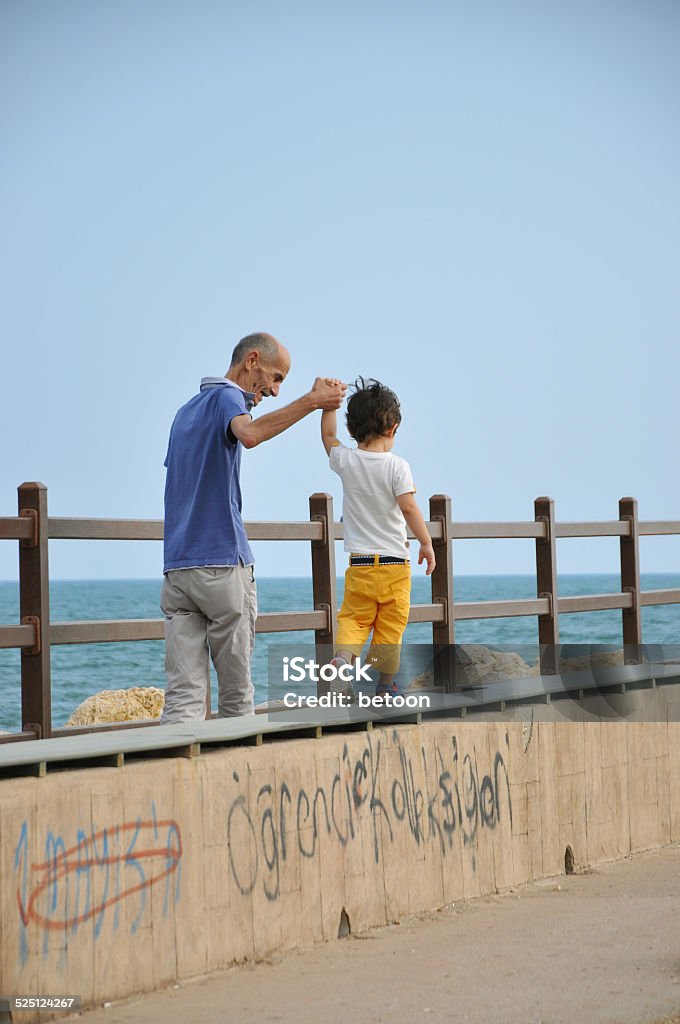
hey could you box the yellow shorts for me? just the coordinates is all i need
[335,561,411,675]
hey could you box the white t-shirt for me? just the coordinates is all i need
[329,444,415,558]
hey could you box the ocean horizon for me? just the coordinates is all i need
[1,573,679,733]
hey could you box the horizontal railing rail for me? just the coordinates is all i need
[0,484,678,742]
[0,623,37,649]
[639,521,680,536]
[2,515,677,545]
[0,516,35,542]
[640,589,680,606]
[453,597,551,620]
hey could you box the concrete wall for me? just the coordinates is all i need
[2,686,680,1018]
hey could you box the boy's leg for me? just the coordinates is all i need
[335,567,378,661]
[333,567,378,690]
[368,564,411,694]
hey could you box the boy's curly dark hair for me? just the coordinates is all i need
[346,377,401,443]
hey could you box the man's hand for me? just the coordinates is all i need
[310,377,346,411]
[418,542,436,576]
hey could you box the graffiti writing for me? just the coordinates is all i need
[14,802,181,960]
[227,730,512,900]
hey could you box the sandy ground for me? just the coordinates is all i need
[62,843,680,1024]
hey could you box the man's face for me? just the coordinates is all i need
[248,349,290,405]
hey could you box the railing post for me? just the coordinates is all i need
[430,495,455,689]
[619,496,642,660]
[309,493,337,695]
[18,482,52,738]
[535,496,559,675]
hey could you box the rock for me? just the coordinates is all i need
[458,645,541,682]
[407,645,538,690]
[558,650,624,672]
[66,687,165,726]
[406,645,626,690]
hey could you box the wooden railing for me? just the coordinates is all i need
[1,482,679,741]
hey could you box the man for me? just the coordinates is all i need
[160,332,345,723]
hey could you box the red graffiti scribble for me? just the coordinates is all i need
[17,819,182,932]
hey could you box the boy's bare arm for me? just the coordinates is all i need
[397,492,436,575]
[321,403,340,456]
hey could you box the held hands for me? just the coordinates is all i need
[418,542,436,576]
[310,376,347,411]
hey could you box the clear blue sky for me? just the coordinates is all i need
[1,0,678,579]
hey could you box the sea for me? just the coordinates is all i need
[1,574,679,733]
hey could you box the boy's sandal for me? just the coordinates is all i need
[375,682,400,696]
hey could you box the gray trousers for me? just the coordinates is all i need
[160,566,257,722]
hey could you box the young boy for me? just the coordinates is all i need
[321,378,435,698]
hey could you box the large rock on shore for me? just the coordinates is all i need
[407,645,539,690]
[67,687,165,726]
[407,645,626,690]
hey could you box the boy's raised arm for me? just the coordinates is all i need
[321,377,344,455]
[321,408,338,456]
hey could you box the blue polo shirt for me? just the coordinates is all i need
[163,378,256,572]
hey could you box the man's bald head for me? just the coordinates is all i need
[229,332,288,371]
[227,332,291,405]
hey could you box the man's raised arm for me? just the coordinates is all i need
[231,378,346,449]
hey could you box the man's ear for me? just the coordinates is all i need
[245,350,260,370]
[388,423,398,438]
